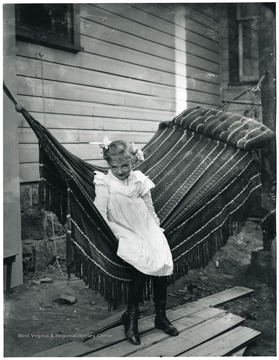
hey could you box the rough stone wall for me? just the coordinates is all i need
[20,183,66,273]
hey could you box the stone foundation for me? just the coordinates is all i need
[20,183,66,273]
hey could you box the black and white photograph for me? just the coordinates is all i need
[3,2,276,357]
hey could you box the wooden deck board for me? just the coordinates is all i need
[195,286,254,307]
[84,308,227,357]
[31,286,259,357]
[125,312,245,357]
[180,326,261,357]
[30,342,93,358]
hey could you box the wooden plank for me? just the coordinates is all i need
[83,36,221,76]
[17,40,220,80]
[31,303,222,357]
[82,4,183,50]
[164,4,220,32]
[186,30,220,55]
[173,286,255,312]
[187,79,220,96]
[17,95,176,122]
[18,138,147,163]
[183,42,220,64]
[186,101,219,109]
[77,36,187,76]
[29,287,255,357]
[17,56,220,99]
[16,42,187,88]
[18,128,155,145]
[83,302,214,342]
[87,4,220,54]
[86,308,229,357]
[30,341,92,357]
[80,308,124,341]
[196,286,254,307]
[24,77,214,110]
[117,314,244,357]
[17,77,182,112]
[16,57,187,101]
[18,128,79,144]
[81,18,178,64]
[180,326,261,356]
[192,3,221,22]
[187,67,220,84]
[187,90,220,106]
[19,113,161,132]
[81,16,219,64]
[130,3,220,42]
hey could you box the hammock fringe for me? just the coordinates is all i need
[66,215,244,309]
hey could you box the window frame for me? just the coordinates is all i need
[237,5,259,83]
[228,4,259,85]
[15,4,83,53]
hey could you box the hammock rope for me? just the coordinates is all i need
[4,82,275,309]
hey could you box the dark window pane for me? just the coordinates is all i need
[15,4,81,53]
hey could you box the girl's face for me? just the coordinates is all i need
[109,159,133,180]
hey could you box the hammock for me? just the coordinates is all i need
[4,83,274,309]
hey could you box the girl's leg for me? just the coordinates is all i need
[121,268,145,345]
[153,276,179,336]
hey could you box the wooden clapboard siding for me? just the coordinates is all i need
[18,128,154,145]
[16,3,222,182]
[17,96,175,121]
[19,112,161,132]
[18,56,219,100]
[81,5,220,60]
[19,141,146,165]
[17,77,185,111]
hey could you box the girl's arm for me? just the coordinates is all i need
[142,191,161,226]
[94,184,122,239]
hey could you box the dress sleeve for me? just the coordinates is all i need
[142,190,161,226]
[94,175,123,239]
[133,170,155,196]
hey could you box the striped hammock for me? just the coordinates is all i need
[4,84,274,308]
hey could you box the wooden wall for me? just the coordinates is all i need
[4,4,23,289]
[15,3,221,182]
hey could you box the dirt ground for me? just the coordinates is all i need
[4,220,276,357]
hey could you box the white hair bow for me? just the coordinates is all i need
[131,142,144,161]
[89,136,112,149]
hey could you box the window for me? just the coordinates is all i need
[228,4,259,84]
[15,4,82,53]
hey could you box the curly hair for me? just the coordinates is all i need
[103,140,137,164]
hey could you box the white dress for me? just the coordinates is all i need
[93,170,173,276]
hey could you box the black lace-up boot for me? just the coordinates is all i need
[154,300,179,336]
[121,305,141,345]
[153,276,179,336]
[121,269,145,345]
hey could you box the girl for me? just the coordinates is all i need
[93,140,179,345]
